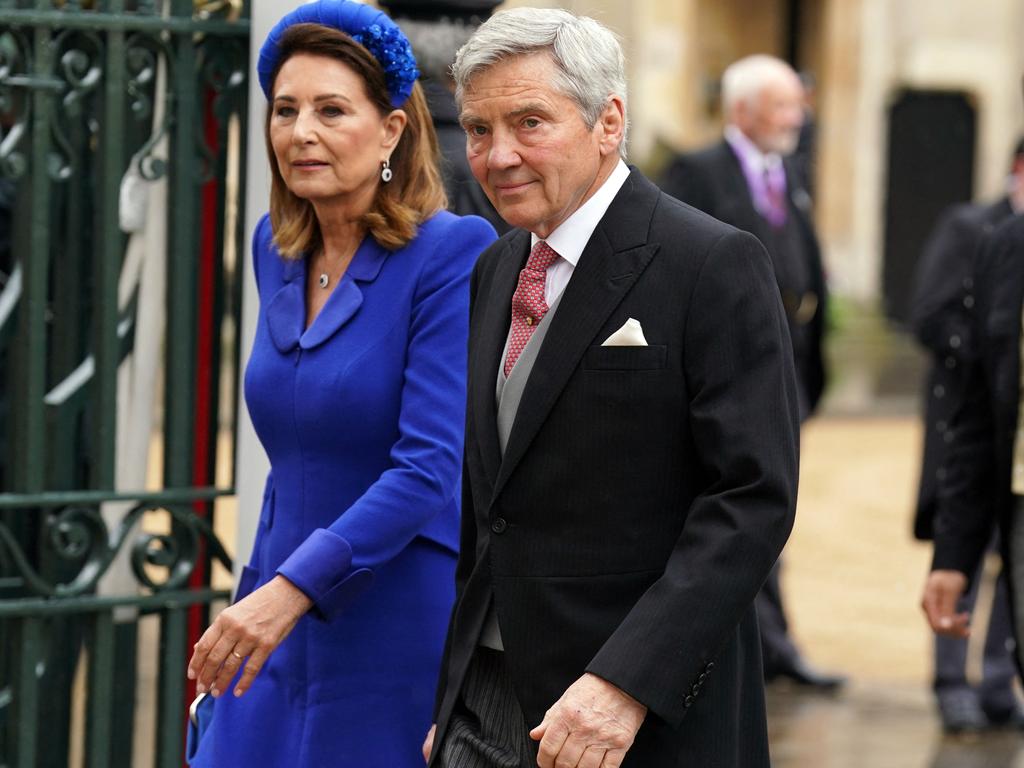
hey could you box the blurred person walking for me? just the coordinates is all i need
[424,9,800,767]
[381,0,509,235]
[659,54,842,691]
[185,2,496,765]
[922,113,1024,683]
[912,139,1024,732]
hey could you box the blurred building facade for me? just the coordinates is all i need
[501,0,1024,311]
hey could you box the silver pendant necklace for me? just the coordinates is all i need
[318,272,330,289]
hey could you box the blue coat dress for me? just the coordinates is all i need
[190,210,496,767]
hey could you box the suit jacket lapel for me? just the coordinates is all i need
[473,230,530,491]
[491,170,660,503]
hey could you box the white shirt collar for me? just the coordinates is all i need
[724,124,782,173]
[531,160,631,266]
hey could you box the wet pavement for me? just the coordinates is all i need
[768,683,1024,768]
[766,396,1024,766]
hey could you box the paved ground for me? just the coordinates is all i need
[780,417,932,686]
[767,416,1024,767]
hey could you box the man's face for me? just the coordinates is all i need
[738,72,804,156]
[459,53,621,238]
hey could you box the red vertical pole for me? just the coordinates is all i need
[183,89,220,759]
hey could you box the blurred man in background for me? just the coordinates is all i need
[659,54,842,691]
[912,139,1024,733]
[381,0,509,235]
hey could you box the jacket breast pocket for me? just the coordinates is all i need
[583,344,667,371]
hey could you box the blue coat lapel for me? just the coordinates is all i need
[265,237,388,353]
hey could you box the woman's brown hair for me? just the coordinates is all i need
[265,23,447,257]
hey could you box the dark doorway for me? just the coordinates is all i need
[883,90,976,325]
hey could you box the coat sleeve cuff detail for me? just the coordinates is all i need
[276,528,375,621]
[930,540,978,579]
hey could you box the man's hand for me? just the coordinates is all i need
[921,569,970,638]
[422,724,436,764]
[187,575,313,698]
[530,673,647,768]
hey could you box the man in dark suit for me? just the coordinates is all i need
[423,9,800,768]
[911,141,1024,731]
[922,186,1024,706]
[659,54,840,691]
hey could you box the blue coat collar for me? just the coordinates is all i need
[266,236,388,353]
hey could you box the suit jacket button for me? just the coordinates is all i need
[706,662,715,671]
[491,518,508,534]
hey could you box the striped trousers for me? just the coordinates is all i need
[437,648,537,768]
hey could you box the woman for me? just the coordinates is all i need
[186,2,496,765]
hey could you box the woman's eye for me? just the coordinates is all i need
[275,106,296,118]
[321,106,343,118]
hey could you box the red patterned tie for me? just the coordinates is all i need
[504,241,561,376]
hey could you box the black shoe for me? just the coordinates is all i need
[937,690,987,734]
[982,700,1024,730]
[765,658,846,691]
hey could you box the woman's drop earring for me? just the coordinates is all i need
[380,159,392,183]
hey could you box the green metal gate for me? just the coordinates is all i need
[0,1,249,765]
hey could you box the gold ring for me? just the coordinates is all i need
[231,650,244,660]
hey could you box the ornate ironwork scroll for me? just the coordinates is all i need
[0,502,233,598]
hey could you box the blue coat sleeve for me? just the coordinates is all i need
[275,215,497,620]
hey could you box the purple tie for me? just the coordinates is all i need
[763,167,788,228]
[504,241,561,376]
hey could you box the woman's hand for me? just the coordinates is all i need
[187,574,313,698]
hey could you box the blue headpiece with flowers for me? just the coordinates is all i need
[257,0,420,108]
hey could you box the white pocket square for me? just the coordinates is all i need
[601,318,648,347]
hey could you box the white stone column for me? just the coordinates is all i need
[235,1,293,574]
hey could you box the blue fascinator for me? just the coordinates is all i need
[257,0,420,108]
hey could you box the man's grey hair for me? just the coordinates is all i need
[721,54,797,117]
[398,17,479,85]
[452,7,629,158]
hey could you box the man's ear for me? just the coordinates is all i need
[597,96,626,157]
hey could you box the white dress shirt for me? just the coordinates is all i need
[533,159,631,305]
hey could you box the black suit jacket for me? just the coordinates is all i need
[909,199,1014,540]
[432,170,800,766]
[933,213,1024,586]
[659,140,828,415]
